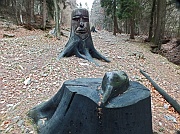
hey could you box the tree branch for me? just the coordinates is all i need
[140,69,180,114]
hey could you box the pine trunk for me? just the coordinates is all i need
[148,0,156,41]
[30,0,35,24]
[130,17,135,39]
[154,0,166,50]
[53,0,61,39]
[113,0,117,36]
[42,0,47,30]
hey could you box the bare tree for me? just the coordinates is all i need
[178,15,180,38]
[53,0,61,39]
[42,0,47,30]
[30,0,35,23]
[154,0,166,49]
[130,14,135,39]
[113,0,118,36]
[148,0,156,41]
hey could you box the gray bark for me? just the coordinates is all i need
[53,0,61,39]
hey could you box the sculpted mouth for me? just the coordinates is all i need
[76,30,87,34]
[76,28,87,34]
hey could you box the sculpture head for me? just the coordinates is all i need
[100,71,129,106]
[71,8,90,40]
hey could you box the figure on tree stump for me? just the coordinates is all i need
[28,70,152,134]
[57,8,110,65]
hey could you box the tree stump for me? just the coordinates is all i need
[57,8,110,65]
[28,72,152,134]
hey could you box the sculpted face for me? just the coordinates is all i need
[71,8,90,40]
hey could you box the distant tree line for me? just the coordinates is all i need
[0,0,67,39]
[101,0,180,50]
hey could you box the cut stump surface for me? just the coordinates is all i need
[29,78,152,134]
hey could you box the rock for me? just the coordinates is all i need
[6,104,14,107]
[17,120,24,127]
[41,72,48,77]
[163,104,169,109]
[24,77,31,85]
[3,33,15,38]
[20,125,25,132]
[131,75,141,81]
[159,122,162,126]
[12,116,21,123]
[164,115,177,123]
[79,62,89,66]
[49,28,55,35]
[24,128,31,133]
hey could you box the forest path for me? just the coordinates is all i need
[0,29,179,134]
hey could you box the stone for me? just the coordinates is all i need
[17,120,24,127]
[3,33,15,38]
[24,77,31,85]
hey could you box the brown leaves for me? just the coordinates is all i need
[0,28,179,133]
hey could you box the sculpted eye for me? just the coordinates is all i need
[72,16,80,21]
[83,17,89,22]
[73,18,79,21]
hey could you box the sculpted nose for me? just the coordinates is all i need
[80,22,84,28]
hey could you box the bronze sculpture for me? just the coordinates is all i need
[57,8,110,65]
[100,71,129,106]
[28,70,152,134]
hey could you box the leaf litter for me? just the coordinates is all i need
[0,28,179,134]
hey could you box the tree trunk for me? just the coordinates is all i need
[53,0,61,39]
[160,1,166,42]
[125,19,128,34]
[154,0,166,50]
[14,0,22,25]
[30,0,35,24]
[25,0,31,24]
[28,78,152,134]
[177,15,180,38]
[42,0,47,30]
[13,0,19,24]
[113,0,117,36]
[154,0,161,47]
[129,0,136,39]
[130,17,135,39]
[148,0,156,41]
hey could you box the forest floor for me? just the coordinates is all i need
[0,24,180,134]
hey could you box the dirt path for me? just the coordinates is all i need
[0,29,179,134]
